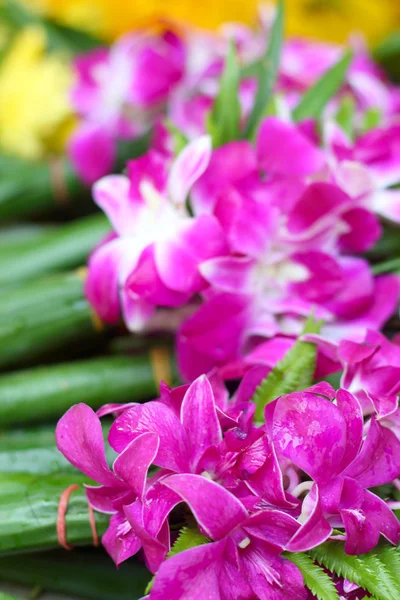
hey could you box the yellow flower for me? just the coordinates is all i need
[21,0,400,44]
[285,0,400,45]
[0,25,75,159]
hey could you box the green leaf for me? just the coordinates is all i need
[335,95,355,139]
[145,527,208,593]
[362,107,382,133]
[372,257,400,275]
[374,32,400,83]
[292,51,353,122]
[310,542,400,600]
[243,0,284,140]
[165,120,189,156]
[207,42,241,146]
[286,553,339,600]
[252,315,321,421]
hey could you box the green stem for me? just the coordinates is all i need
[0,272,105,370]
[0,550,150,600]
[0,472,109,554]
[0,213,110,287]
[0,353,166,426]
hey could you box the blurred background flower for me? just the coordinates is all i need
[18,0,400,43]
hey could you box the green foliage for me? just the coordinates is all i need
[286,553,339,600]
[335,95,355,139]
[243,0,284,140]
[165,121,189,156]
[362,107,382,133]
[292,51,353,122]
[310,542,400,600]
[168,526,209,558]
[207,42,241,147]
[252,315,321,421]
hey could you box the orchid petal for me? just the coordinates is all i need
[162,474,247,540]
[102,513,141,567]
[56,404,121,488]
[168,136,212,205]
[113,432,159,498]
[109,402,190,473]
[181,375,222,472]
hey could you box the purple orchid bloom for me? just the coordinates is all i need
[85,136,228,331]
[147,474,307,600]
[271,385,400,554]
[56,403,176,568]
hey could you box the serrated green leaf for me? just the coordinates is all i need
[207,42,241,147]
[286,553,339,600]
[243,0,284,140]
[310,542,400,600]
[292,51,353,122]
[145,527,209,594]
[252,315,321,421]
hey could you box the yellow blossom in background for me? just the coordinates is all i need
[0,25,74,159]
[20,0,400,44]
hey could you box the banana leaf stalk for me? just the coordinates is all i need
[0,350,174,427]
[0,271,106,370]
[0,223,57,252]
[0,472,109,554]
[0,138,149,221]
[0,213,110,289]
[0,550,150,600]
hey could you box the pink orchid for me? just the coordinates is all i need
[148,474,307,600]
[85,136,228,331]
[69,30,185,183]
[55,403,172,567]
[306,330,400,418]
[271,385,400,554]
[326,121,400,224]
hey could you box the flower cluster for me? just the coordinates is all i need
[68,19,400,183]
[84,113,400,381]
[56,372,400,599]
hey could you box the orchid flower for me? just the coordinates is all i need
[69,30,186,184]
[85,136,228,331]
[271,385,400,554]
[147,474,307,600]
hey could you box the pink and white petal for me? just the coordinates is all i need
[334,161,374,199]
[149,541,225,599]
[240,540,308,600]
[85,238,126,324]
[181,375,222,472]
[96,403,138,418]
[339,208,382,253]
[69,124,115,186]
[371,189,400,223]
[168,136,212,205]
[256,117,325,177]
[120,290,155,332]
[322,258,374,320]
[92,174,135,237]
[85,485,131,513]
[141,479,181,538]
[286,488,332,552]
[113,432,159,498]
[200,256,254,295]
[243,509,300,551]
[56,404,121,488]
[162,474,247,540]
[273,392,347,485]
[108,402,190,473]
[102,513,142,567]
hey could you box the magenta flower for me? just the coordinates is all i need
[85,136,228,330]
[271,385,400,554]
[148,474,307,600]
[56,403,170,566]
[306,330,400,418]
[69,30,185,184]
